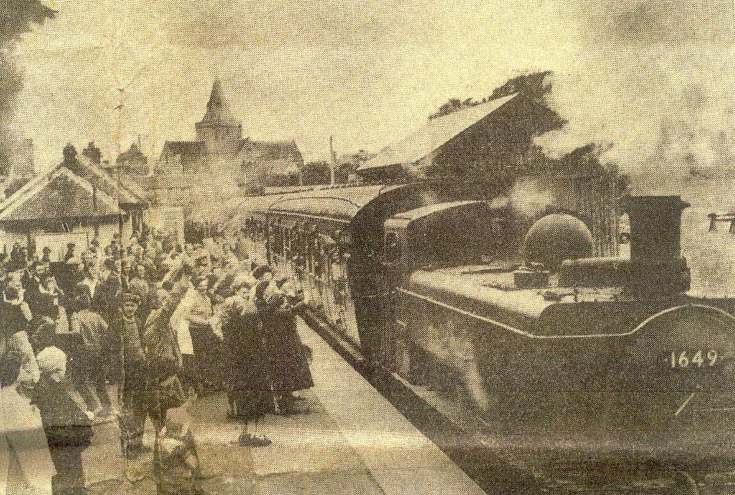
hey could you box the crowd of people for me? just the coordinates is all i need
[0,228,314,494]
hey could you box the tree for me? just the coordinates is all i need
[428,71,553,121]
[0,1,55,158]
[301,161,331,186]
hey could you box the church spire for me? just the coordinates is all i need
[195,79,243,148]
[201,79,237,124]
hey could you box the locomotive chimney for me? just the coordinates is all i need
[621,195,690,295]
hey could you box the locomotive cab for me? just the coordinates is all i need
[382,200,514,275]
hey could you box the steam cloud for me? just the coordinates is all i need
[0,1,54,169]
[537,0,735,180]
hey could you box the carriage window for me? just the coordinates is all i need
[384,233,401,263]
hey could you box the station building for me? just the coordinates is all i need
[0,144,147,260]
[357,91,625,257]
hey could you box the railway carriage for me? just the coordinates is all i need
[231,182,735,461]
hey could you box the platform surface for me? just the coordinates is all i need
[74,318,486,494]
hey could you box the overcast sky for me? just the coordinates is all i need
[11,0,735,171]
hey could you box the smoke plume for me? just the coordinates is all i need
[0,1,54,171]
[536,0,735,182]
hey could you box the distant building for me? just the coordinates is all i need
[155,79,303,188]
[357,93,558,180]
[115,142,149,176]
[81,141,102,166]
[357,91,622,257]
[0,144,147,258]
[143,79,303,238]
[336,150,374,183]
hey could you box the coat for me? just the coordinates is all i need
[220,297,271,393]
[92,275,122,323]
[259,305,313,393]
[33,375,93,448]
[219,296,274,418]
[143,282,189,380]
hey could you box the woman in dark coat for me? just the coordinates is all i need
[218,277,272,419]
[216,275,273,447]
[255,280,313,413]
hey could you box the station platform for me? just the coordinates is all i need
[81,319,486,494]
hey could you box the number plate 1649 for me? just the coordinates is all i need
[670,350,719,369]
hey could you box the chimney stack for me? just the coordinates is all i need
[622,195,690,295]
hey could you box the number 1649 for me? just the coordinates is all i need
[670,350,718,368]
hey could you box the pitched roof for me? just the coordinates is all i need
[0,155,145,224]
[239,140,303,176]
[199,79,238,125]
[359,93,519,172]
[67,155,146,205]
[162,141,205,157]
[0,167,122,223]
[239,140,302,161]
[116,142,147,164]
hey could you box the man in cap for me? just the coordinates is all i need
[40,246,52,264]
[112,291,150,481]
[250,264,272,282]
[63,243,76,263]
[94,258,122,323]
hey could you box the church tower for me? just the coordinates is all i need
[195,79,243,155]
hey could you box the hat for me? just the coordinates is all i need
[37,346,67,375]
[231,272,256,292]
[122,292,141,305]
[254,280,270,302]
[255,280,283,309]
[102,258,116,272]
[280,281,300,299]
[251,264,272,280]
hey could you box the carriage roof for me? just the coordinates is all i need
[234,184,412,224]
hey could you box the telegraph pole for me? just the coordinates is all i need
[115,87,126,258]
[329,135,336,186]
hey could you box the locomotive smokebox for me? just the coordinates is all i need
[622,195,690,296]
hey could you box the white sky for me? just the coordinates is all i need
[10,0,734,171]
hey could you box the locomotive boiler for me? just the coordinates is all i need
[232,183,735,461]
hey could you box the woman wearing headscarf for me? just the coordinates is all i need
[0,352,55,495]
[214,274,272,447]
[254,280,313,414]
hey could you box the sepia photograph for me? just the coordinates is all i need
[1,0,735,493]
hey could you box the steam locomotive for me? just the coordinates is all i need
[232,181,735,462]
